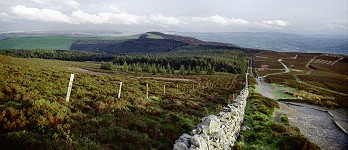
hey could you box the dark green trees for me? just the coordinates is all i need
[101,62,113,70]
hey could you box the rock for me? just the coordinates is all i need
[175,134,191,147]
[173,75,250,150]
[199,115,221,134]
[173,142,189,150]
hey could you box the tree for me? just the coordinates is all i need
[122,61,128,71]
[186,66,192,75]
[207,63,215,75]
[179,65,185,75]
[101,62,112,70]
[166,63,172,74]
[194,66,201,75]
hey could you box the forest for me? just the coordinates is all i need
[0,49,248,75]
[0,49,114,62]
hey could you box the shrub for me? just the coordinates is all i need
[100,62,112,70]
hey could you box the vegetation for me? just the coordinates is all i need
[0,34,154,51]
[0,36,77,50]
[0,49,114,62]
[112,50,247,74]
[0,49,248,75]
[233,80,320,150]
[0,55,244,149]
[101,62,113,70]
[256,51,348,108]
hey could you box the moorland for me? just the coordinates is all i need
[0,32,347,149]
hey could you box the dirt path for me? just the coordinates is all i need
[260,58,291,78]
[136,77,199,82]
[277,103,348,150]
[66,67,106,75]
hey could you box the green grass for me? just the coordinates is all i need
[145,33,164,39]
[0,55,243,149]
[0,36,76,50]
[0,34,155,50]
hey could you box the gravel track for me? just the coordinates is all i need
[278,103,348,150]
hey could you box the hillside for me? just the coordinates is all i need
[0,54,245,149]
[70,32,243,54]
[0,32,265,55]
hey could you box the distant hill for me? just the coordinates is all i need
[0,31,263,55]
[69,32,246,54]
[177,32,348,55]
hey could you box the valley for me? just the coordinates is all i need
[0,32,347,149]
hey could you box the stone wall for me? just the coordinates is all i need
[173,74,249,150]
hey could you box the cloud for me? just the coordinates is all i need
[147,14,182,25]
[71,10,142,25]
[192,15,249,25]
[0,12,12,22]
[29,0,79,8]
[29,0,50,5]
[72,10,183,26]
[11,5,73,23]
[262,20,289,27]
[7,5,252,28]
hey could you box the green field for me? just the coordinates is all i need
[0,33,162,50]
[0,36,76,50]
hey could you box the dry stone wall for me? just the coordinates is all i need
[173,74,249,150]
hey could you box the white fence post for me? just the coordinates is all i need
[66,74,74,102]
[118,82,122,98]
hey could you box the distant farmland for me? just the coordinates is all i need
[0,34,157,50]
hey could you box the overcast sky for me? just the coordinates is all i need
[0,0,347,34]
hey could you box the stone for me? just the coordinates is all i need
[198,115,221,134]
[173,74,249,150]
[190,135,201,147]
[173,142,189,150]
[176,133,191,147]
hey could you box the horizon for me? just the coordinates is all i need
[0,0,347,35]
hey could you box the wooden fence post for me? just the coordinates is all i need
[192,84,195,91]
[118,82,122,98]
[163,85,166,95]
[146,83,149,99]
[176,84,179,94]
[66,74,74,102]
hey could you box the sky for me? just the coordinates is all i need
[0,0,347,34]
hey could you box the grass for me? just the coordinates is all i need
[233,84,320,150]
[145,33,164,39]
[0,55,243,149]
[0,36,76,50]
[0,34,159,50]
